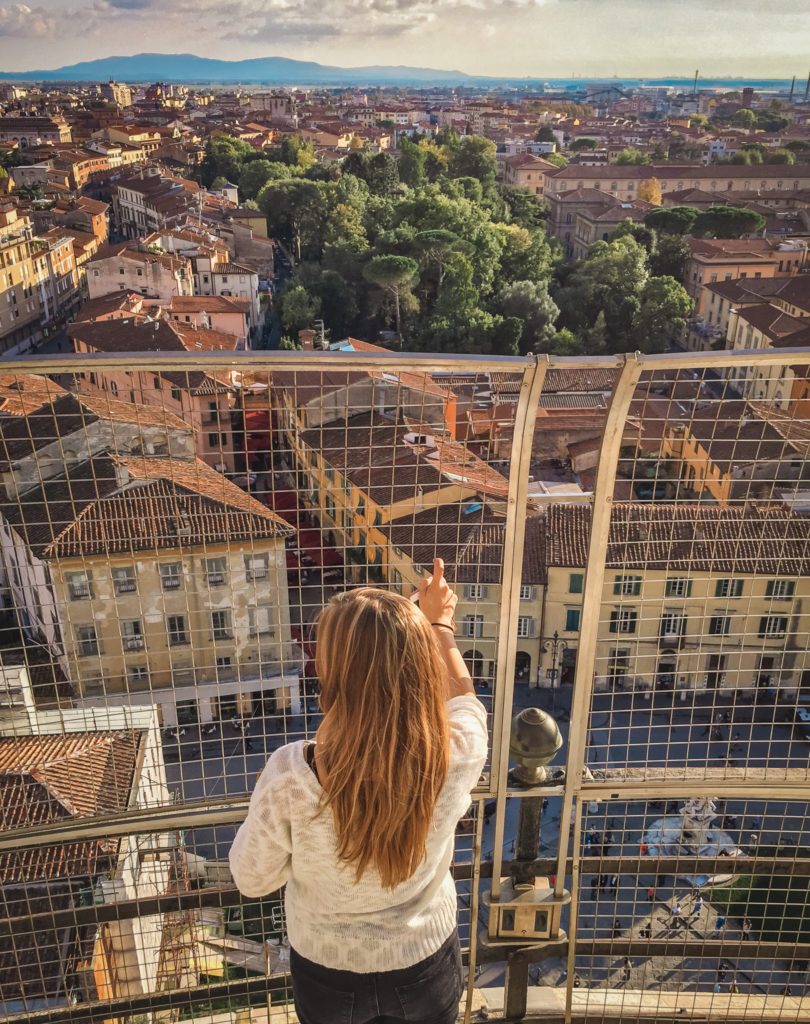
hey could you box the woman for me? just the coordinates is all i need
[230,558,488,1024]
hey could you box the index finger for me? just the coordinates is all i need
[431,557,444,584]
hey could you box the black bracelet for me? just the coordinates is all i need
[431,622,455,632]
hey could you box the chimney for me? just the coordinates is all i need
[298,328,315,350]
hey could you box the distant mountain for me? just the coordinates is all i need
[0,52,523,85]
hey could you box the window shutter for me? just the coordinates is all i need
[787,581,796,597]
[613,578,622,595]
[759,616,768,635]
[686,580,693,597]
[766,581,775,597]
[609,611,619,633]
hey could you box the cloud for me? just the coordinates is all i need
[0,2,55,34]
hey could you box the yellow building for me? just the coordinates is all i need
[2,449,297,725]
[542,502,810,696]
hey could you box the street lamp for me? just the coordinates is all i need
[543,630,568,716]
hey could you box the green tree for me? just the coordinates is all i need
[279,285,321,335]
[278,334,302,350]
[412,229,468,289]
[365,152,400,197]
[450,135,498,185]
[544,152,569,168]
[637,177,662,206]
[555,235,690,354]
[200,136,255,186]
[397,137,428,188]
[731,108,757,130]
[644,205,700,236]
[419,139,451,181]
[500,185,548,230]
[237,160,292,200]
[614,146,650,165]
[631,275,693,351]
[362,255,420,340]
[763,148,795,165]
[535,125,556,143]
[279,135,317,169]
[497,279,559,354]
[257,179,327,261]
[570,137,599,152]
[210,176,229,190]
[649,233,690,282]
[610,218,657,255]
[693,205,766,238]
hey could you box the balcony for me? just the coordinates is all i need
[1,348,810,1023]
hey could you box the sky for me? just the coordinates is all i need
[0,0,808,77]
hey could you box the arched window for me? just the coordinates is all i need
[610,182,617,191]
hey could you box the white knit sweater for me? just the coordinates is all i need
[229,694,488,972]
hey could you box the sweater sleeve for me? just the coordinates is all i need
[229,749,293,898]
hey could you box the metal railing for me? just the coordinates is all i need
[0,347,809,1023]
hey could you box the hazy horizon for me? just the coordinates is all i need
[0,0,807,79]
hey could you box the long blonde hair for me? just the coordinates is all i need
[313,587,450,889]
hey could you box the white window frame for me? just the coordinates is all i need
[76,625,99,657]
[464,584,489,601]
[67,571,92,600]
[519,584,537,601]
[245,555,268,581]
[461,615,484,638]
[112,567,136,594]
[660,610,685,637]
[250,606,275,636]
[207,557,226,586]
[517,615,535,638]
[159,562,182,590]
[211,609,231,640]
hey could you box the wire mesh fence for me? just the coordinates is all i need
[0,348,809,1022]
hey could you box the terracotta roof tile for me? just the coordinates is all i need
[544,502,810,575]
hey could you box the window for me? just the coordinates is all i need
[660,611,686,637]
[167,614,188,645]
[170,387,182,403]
[709,615,730,636]
[211,609,231,640]
[520,584,537,601]
[665,578,691,598]
[613,575,641,596]
[76,625,99,657]
[127,665,149,685]
[160,563,182,590]
[464,584,489,600]
[759,615,787,638]
[249,606,274,636]
[569,573,584,594]
[608,648,630,679]
[245,555,267,580]
[110,381,118,397]
[216,655,232,670]
[207,557,226,586]
[208,432,221,448]
[565,608,580,631]
[67,571,92,600]
[715,579,743,598]
[461,615,484,638]
[766,580,795,599]
[609,609,637,633]
[112,567,136,594]
[517,616,535,638]
[153,376,161,390]
[121,619,144,649]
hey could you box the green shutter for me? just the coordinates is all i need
[787,581,796,597]
[766,581,775,597]
[686,580,693,597]
[570,573,583,594]
[613,576,622,595]
[758,616,768,636]
[609,611,619,633]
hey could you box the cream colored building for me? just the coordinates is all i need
[542,502,810,696]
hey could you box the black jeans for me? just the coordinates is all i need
[289,931,463,1024]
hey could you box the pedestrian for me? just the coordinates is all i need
[729,979,739,994]
[748,832,759,849]
[639,924,651,938]
[612,918,622,938]
[609,874,619,890]
[647,885,655,903]
[640,842,649,856]
[572,973,581,988]
[718,964,727,983]
[751,815,761,829]
[623,957,631,984]
[229,566,488,1024]
[742,917,752,940]
[670,903,682,928]
[782,985,792,997]
[714,914,726,936]
[599,873,609,891]
[692,894,703,918]
[590,877,598,901]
